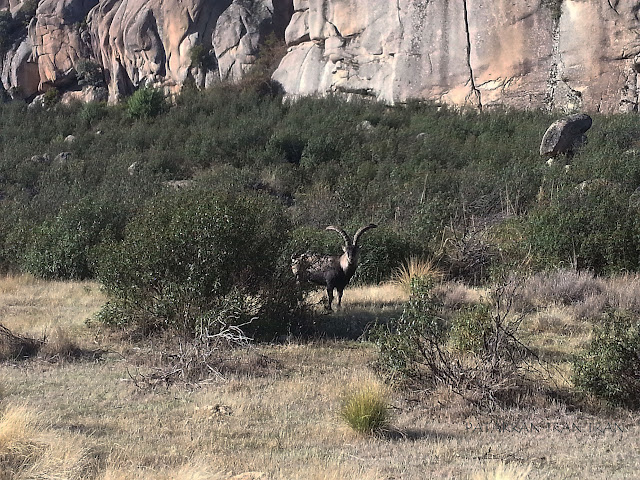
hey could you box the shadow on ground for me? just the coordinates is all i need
[310,305,404,340]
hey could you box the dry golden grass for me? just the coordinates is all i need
[0,404,94,479]
[0,273,104,341]
[390,257,443,293]
[305,282,408,309]
[0,275,639,479]
[471,461,532,480]
[0,404,37,452]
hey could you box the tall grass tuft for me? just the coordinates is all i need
[0,404,93,479]
[471,461,532,480]
[0,404,40,476]
[391,257,443,293]
[340,382,391,435]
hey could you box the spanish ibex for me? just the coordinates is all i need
[292,224,377,310]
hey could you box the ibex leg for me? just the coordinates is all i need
[326,286,334,311]
[336,288,344,307]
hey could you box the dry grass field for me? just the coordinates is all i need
[1,273,639,479]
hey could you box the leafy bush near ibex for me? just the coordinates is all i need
[374,277,541,407]
[94,189,302,338]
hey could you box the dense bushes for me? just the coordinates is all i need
[1,85,640,289]
[528,179,640,273]
[94,189,300,338]
[21,198,125,279]
[573,309,640,408]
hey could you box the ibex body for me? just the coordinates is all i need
[292,224,377,310]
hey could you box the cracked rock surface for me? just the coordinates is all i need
[1,0,291,103]
[273,0,640,112]
[2,0,640,112]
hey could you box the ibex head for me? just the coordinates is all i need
[326,223,377,268]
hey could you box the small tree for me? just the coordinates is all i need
[76,59,105,87]
[43,88,60,108]
[189,44,215,69]
[127,87,168,119]
[0,11,13,54]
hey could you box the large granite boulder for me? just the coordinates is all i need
[540,113,593,158]
[0,0,292,103]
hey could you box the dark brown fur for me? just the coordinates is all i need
[292,224,377,310]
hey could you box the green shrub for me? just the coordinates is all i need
[21,198,125,280]
[0,12,12,54]
[43,88,60,109]
[527,181,639,273]
[189,44,214,69]
[78,101,107,128]
[573,309,640,408]
[450,303,493,354]
[340,383,391,435]
[94,190,300,338]
[13,0,37,27]
[127,87,168,119]
[374,276,446,383]
[356,227,427,285]
[288,226,348,258]
[0,1,34,54]
[375,277,532,406]
[76,59,104,88]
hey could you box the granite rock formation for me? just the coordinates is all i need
[1,0,640,112]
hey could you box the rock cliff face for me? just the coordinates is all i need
[1,0,640,112]
[1,0,292,103]
[274,0,640,113]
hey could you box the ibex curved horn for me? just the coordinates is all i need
[326,225,352,246]
[353,223,377,246]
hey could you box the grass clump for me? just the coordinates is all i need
[391,257,443,293]
[340,382,391,436]
[0,404,95,479]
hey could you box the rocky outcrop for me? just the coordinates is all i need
[274,0,640,113]
[1,0,640,112]
[1,0,292,103]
